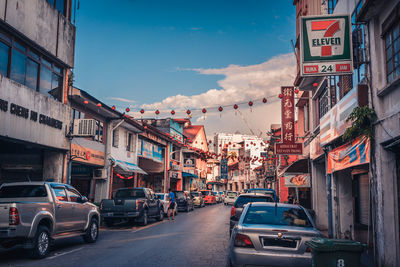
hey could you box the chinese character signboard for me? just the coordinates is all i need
[275,86,303,155]
[220,158,228,179]
[300,15,353,76]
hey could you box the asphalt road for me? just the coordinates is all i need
[0,203,231,267]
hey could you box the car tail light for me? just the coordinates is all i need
[234,233,254,248]
[100,201,103,210]
[231,206,235,217]
[9,207,19,225]
[136,200,140,210]
[306,246,312,253]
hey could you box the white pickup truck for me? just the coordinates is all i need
[0,182,100,258]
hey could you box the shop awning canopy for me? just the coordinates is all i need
[283,158,310,174]
[113,159,147,175]
[182,172,198,178]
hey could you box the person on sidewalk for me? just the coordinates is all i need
[168,188,175,220]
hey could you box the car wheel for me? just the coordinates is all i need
[29,225,50,259]
[141,209,148,226]
[83,218,99,243]
[157,207,164,221]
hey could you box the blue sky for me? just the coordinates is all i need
[73,0,296,135]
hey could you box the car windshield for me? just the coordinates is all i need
[156,194,164,200]
[234,196,274,208]
[0,185,47,198]
[201,191,210,196]
[115,189,145,199]
[243,206,313,228]
[191,192,199,196]
[175,192,185,199]
[218,192,223,195]
[227,192,237,197]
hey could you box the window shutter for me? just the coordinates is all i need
[126,131,129,151]
[113,129,119,148]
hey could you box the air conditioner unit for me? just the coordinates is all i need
[73,119,96,136]
[93,168,107,179]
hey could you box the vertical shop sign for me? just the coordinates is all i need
[275,86,303,155]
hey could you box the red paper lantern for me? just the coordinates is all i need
[140,109,145,114]
[112,106,116,110]
[186,109,191,115]
[202,108,207,113]
[233,104,238,109]
[279,94,283,99]
[144,126,148,130]
[83,100,89,104]
[155,110,160,115]
[218,106,223,112]
[295,89,300,94]
[171,110,175,115]
[248,101,253,106]
[96,103,102,107]
[313,82,318,87]
[262,98,267,103]
[125,107,130,112]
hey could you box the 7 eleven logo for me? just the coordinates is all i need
[306,18,345,57]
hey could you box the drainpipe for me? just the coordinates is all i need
[324,145,333,238]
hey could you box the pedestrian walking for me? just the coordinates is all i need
[168,188,175,220]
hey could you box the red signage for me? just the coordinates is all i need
[275,86,303,155]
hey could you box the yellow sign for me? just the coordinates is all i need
[71,144,105,166]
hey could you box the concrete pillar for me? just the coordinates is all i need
[43,151,65,182]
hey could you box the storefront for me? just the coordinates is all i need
[70,141,105,202]
[111,159,147,195]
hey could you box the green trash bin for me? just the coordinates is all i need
[305,237,366,267]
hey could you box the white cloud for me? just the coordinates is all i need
[108,97,136,103]
[136,53,296,137]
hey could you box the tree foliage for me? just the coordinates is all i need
[343,106,377,142]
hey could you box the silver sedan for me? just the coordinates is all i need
[228,203,321,267]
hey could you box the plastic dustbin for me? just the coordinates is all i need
[305,237,367,267]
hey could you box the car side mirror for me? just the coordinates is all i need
[78,196,88,203]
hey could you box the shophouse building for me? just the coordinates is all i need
[0,0,75,184]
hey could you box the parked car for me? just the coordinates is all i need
[218,191,225,200]
[247,188,278,202]
[100,187,164,227]
[201,190,216,204]
[0,182,100,259]
[230,193,275,234]
[213,191,222,203]
[190,191,205,208]
[155,193,178,215]
[224,191,238,205]
[173,191,194,212]
[228,203,321,267]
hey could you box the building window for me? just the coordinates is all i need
[304,102,310,133]
[112,129,119,148]
[71,109,85,120]
[385,23,400,83]
[0,31,64,101]
[318,86,330,119]
[126,132,133,151]
[328,0,339,14]
[46,0,66,16]
[94,120,104,143]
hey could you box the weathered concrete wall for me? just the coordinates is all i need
[43,151,65,182]
[0,75,71,150]
[1,0,75,67]
[311,159,329,231]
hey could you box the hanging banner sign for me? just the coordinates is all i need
[327,136,370,174]
[300,14,353,76]
[284,173,311,187]
[275,86,303,155]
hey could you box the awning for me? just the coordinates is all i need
[182,172,198,178]
[113,159,147,175]
[284,158,310,174]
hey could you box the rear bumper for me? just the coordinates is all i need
[230,247,312,267]
[176,203,188,211]
[0,228,17,239]
[101,211,140,219]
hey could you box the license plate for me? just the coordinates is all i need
[263,238,297,248]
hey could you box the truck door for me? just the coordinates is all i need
[52,186,75,233]
[66,187,87,231]
[147,189,157,215]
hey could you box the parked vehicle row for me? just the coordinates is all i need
[227,188,321,267]
[0,182,100,259]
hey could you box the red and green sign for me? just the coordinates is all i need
[300,15,353,76]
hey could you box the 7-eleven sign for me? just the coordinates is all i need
[300,15,353,77]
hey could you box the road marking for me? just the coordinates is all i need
[46,247,84,260]
[131,220,165,233]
